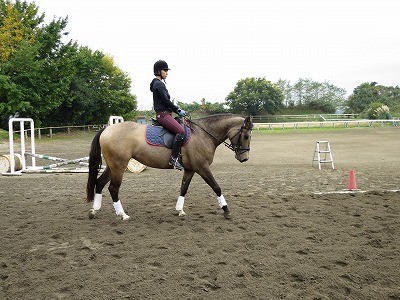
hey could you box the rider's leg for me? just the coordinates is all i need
[156,111,185,170]
[170,133,184,170]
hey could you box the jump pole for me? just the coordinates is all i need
[24,153,95,172]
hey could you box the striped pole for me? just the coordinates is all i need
[23,168,90,173]
[26,152,89,163]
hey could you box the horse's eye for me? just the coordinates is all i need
[243,134,249,140]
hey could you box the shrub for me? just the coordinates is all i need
[366,102,391,119]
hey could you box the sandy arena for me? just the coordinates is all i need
[0,126,399,299]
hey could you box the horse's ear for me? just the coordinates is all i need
[244,116,253,129]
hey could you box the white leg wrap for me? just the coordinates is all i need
[113,200,124,215]
[217,195,227,208]
[113,200,130,220]
[176,196,185,211]
[93,193,102,210]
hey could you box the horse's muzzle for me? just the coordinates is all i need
[235,148,250,163]
[236,154,249,163]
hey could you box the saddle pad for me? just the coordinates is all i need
[145,125,191,147]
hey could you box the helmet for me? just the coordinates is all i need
[153,60,170,75]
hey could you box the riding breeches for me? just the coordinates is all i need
[156,111,185,135]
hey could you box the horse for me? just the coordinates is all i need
[86,114,253,220]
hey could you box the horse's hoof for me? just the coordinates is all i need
[178,210,186,218]
[121,214,130,221]
[222,206,232,219]
[89,209,97,219]
[223,211,232,219]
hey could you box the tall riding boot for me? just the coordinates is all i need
[169,134,184,170]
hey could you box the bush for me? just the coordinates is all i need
[0,129,8,140]
[366,102,391,119]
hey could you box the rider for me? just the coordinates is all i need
[150,60,186,170]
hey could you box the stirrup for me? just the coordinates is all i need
[169,157,184,170]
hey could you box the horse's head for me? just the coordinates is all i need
[228,116,253,163]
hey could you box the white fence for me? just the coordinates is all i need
[255,119,399,130]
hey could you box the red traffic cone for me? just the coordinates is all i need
[347,170,357,190]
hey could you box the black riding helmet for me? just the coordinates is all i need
[154,60,170,76]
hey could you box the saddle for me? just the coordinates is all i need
[145,120,191,149]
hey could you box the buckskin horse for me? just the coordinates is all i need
[86,114,253,220]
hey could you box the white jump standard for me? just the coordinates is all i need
[2,118,98,175]
[2,118,35,176]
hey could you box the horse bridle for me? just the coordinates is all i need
[185,118,252,155]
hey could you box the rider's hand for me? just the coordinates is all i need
[177,109,186,117]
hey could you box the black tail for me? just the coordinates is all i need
[86,128,105,202]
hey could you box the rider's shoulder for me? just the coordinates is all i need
[152,79,165,88]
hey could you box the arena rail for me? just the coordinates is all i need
[251,114,359,123]
[8,124,104,139]
[255,119,399,130]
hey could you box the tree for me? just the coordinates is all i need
[279,78,346,113]
[346,82,400,114]
[46,47,136,125]
[0,0,41,62]
[0,0,137,128]
[226,77,284,115]
[346,82,380,113]
[178,99,228,115]
[276,79,293,107]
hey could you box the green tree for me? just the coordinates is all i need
[0,0,41,62]
[346,82,400,115]
[177,100,228,116]
[0,1,75,127]
[226,77,284,115]
[346,82,380,113]
[280,78,346,113]
[47,47,136,125]
[177,101,202,113]
[0,0,137,128]
[276,79,293,107]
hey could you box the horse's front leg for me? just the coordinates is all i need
[176,170,195,217]
[198,167,231,219]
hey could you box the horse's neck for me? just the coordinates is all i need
[197,116,242,144]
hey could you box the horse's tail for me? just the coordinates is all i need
[86,128,105,202]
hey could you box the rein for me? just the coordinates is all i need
[185,117,251,154]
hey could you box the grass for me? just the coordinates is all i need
[0,129,8,140]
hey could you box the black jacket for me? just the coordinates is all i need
[150,78,179,113]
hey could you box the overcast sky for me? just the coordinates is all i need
[33,0,400,110]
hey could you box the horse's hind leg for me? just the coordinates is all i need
[108,169,130,221]
[89,167,111,219]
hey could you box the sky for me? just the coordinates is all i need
[33,0,400,110]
